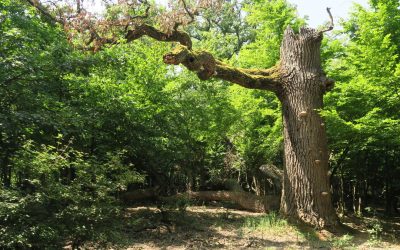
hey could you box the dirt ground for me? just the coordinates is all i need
[94,205,400,250]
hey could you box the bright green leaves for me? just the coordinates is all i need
[237,0,305,68]
[322,0,400,192]
[191,0,252,59]
[227,85,282,170]
[226,0,300,170]
[245,0,302,34]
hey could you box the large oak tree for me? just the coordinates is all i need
[28,0,338,228]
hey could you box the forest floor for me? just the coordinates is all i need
[87,203,400,249]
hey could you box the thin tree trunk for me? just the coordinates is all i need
[340,168,345,215]
[363,180,368,210]
[384,151,394,215]
[278,27,338,228]
[352,182,357,213]
[2,153,11,188]
[385,164,395,215]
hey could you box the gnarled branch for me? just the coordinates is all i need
[162,45,281,91]
[126,24,193,49]
[27,0,281,91]
[215,61,281,91]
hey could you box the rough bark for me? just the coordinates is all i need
[163,45,281,91]
[278,27,338,228]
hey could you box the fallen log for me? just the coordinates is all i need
[185,191,279,213]
[122,188,280,213]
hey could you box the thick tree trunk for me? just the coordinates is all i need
[278,27,338,228]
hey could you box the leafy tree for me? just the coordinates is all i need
[0,0,71,187]
[323,0,400,215]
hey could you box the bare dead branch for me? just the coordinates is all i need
[319,7,334,34]
[86,27,117,47]
[172,0,197,30]
[181,0,195,24]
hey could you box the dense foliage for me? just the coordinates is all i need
[0,0,399,247]
[323,0,400,216]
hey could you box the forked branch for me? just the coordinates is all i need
[179,0,196,26]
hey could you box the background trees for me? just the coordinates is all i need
[323,0,400,216]
[1,0,399,247]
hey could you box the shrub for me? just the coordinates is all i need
[0,141,144,249]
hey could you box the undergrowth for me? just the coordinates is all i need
[242,212,290,233]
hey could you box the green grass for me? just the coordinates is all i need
[242,212,290,233]
[330,234,355,249]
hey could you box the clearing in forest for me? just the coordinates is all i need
[82,204,400,249]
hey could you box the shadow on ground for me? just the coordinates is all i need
[85,205,400,249]
[103,205,328,249]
